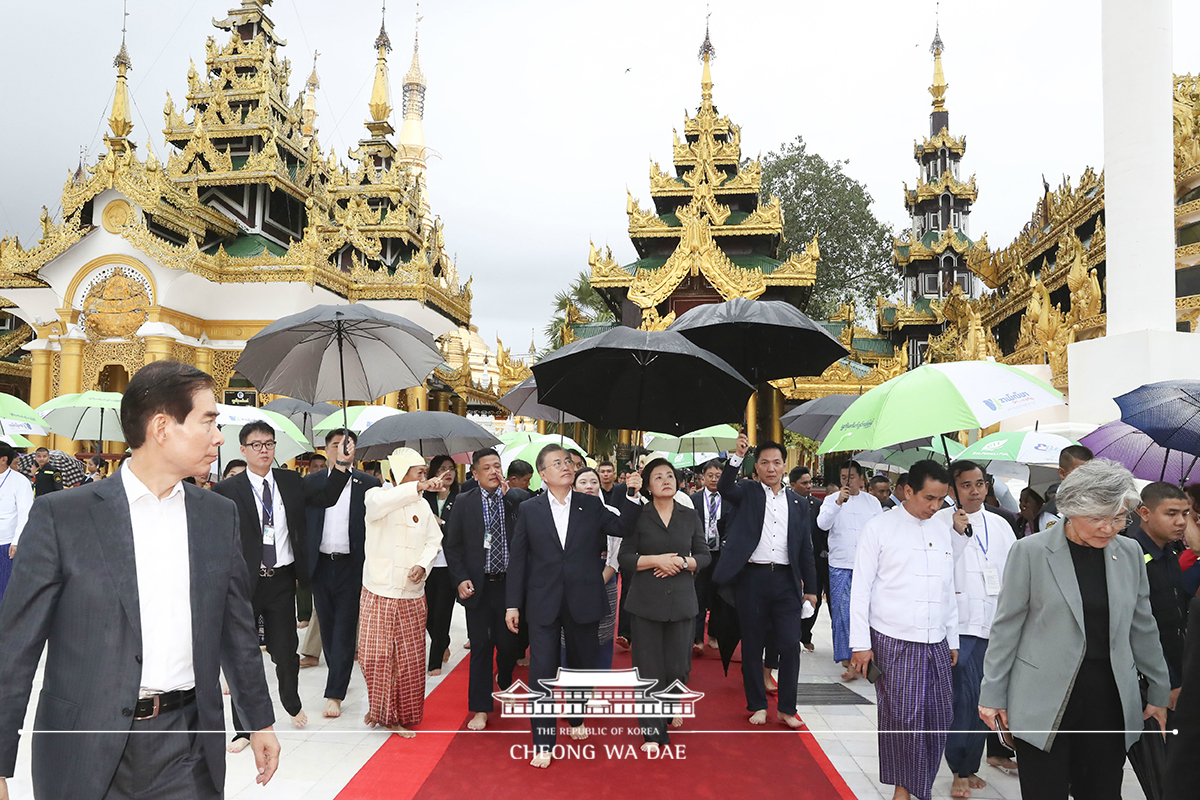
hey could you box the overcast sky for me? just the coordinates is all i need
[1,0,1197,354]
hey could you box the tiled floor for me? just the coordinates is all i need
[4,604,1148,799]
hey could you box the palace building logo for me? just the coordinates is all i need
[493,668,705,719]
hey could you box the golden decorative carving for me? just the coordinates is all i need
[101,199,133,234]
[915,127,966,158]
[1061,226,1102,322]
[904,171,978,204]
[893,224,972,267]
[81,340,146,393]
[638,307,676,331]
[81,270,150,339]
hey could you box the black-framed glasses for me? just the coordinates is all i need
[246,441,277,452]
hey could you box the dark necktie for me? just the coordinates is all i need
[707,492,719,548]
[261,478,276,568]
[486,491,507,574]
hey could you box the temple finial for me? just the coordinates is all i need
[698,7,715,102]
[107,0,134,150]
[375,0,392,52]
[368,2,393,123]
[929,24,948,110]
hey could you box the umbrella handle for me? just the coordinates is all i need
[337,321,350,459]
[940,435,972,538]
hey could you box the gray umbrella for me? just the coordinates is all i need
[498,375,582,424]
[233,304,445,437]
[262,398,339,446]
[355,411,502,460]
[779,394,858,442]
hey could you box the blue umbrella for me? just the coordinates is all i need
[1114,380,1200,456]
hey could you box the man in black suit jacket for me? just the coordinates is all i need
[442,448,532,731]
[691,459,732,651]
[713,433,818,728]
[213,420,350,748]
[304,429,377,719]
[791,466,827,652]
[505,443,639,768]
[0,360,278,800]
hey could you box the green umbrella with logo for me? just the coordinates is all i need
[0,393,48,438]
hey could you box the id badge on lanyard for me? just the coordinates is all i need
[263,524,276,547]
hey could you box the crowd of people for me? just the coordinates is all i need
[0,362,1197,799]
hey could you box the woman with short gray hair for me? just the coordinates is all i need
[977,458,1169,799]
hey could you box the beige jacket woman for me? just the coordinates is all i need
[363,481,443,599]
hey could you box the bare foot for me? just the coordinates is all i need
[517,656,530,667]
[386,723,416,738]
[670,716,683,728]
[692,643,704,656]
[764,668,778,694]
[291,710,308,729]
[443,648,451,663]
[749,710,767,725]
[779,713,803,729]
[364,713,379,728]
[841,669,859,682]
[530,751,551,768]
[428,668,442,677]
[463,640,471,650]
[569,724,589,740]
[891,788,912,800]
[297,620,309,629]
[467,712,488,730]
[950,776,971,798]
[615,636,630,650]
[967,775,987,789]
[640,742,660,755]
[707,638,719,650]
[323,698,342,718]
[987,756,1018,775]
[227,738,250,754]
[803,642,815,652]
[299,656,319,668]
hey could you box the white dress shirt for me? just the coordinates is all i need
[122,464,195,694]
[320,468,353,554]
[548,489,573,548]
[817,490,884,570]
[248,469,293,568]
[431,493,450,568]
[849,503,959,652]
[0,467,33,546]
[934,506,1016,638]
[749,483,790,565]
[603,502,621,572]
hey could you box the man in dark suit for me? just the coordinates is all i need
[505,443,639,768]
[212,419,350,750]
[713,434,818,728]
[791,466,827,653]
[0,360,278,800]
[304,429,379,720]
[443,448,532,731]
[691,459,730,652]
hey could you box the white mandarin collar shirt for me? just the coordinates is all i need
[848,503,959,652]
[0,467,33,546]
[248,469,293,568]
[934,506,1016,638]
[548,490,573,548]
[121,464,195,695]
[320,468,353,554]
[817,490,884,570]
[749,483,790,565]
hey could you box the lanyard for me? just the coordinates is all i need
[976,514,990,558]
[0,470,11,493]
[252,478,275,527]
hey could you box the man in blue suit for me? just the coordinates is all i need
[506,443,639,768]
[713,432,817,727]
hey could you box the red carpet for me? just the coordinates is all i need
[337,643,857,800]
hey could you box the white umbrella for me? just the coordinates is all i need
[37,391,125,442]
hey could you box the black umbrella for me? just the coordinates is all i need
[17,450,86,486]
[712,584,741,676]
[667,298,849,383]
[262,398,339,446]
[498,375,582,424]
[779,394,858,442]
[233,305,445,444]
[355,411,502,461]
[532,327,754,436]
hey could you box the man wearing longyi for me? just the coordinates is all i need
[0,360,279,800]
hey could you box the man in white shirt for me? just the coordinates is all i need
[849,459,960,800]
[817,460,883,679]
[933,460,1016,799]
[0,359,279,800]
[0,443,32,605]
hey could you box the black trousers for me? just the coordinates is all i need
[799,557,829,646]
[105,702,219,800]
[232,567,302,740]
[735,565,802,715]
[425,566,456,671]
[311,555,361,700]
[528,607,599,750]
[466,575,522,712]
[296,585,313,623]
[693,549,720,643]
[1012,660,1127,800]
[632,615,694,744]
[617,569,634,641]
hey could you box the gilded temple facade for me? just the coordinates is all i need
[0,1,522,450]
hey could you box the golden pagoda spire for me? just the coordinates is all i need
[301,51,320,146]
[929,25,948,111]
[398,3,427,161]
[368,1,393,124]
[698,11,716,104]
[106,0,135,154]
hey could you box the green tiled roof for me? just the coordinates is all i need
[817,321,845,339]
[569,321,619,340]
[881,306,897,324]
[840,359,872,378]
[206,233,288,258]
[656,211,754,228]
[852,336,894,355]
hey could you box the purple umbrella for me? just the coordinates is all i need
[1080,420,1200,485]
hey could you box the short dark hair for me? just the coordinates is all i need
[1020,486,1045,506]
[222,459,247,478]
[1059,445,1095,470]
[536,443,568,471]
[840,460,864,478]
[89,455,106,469]
[755,441,786,462]
[641,457,675,493]
[789,465,810,483]
[471,448,500,468]
[507,459,534,478]
[907,459,951,493]
[597,460,614,469]
[949,460,985,484]
[323,428,357,447]
[574,466,600,487]
[238,419,275,446]
[702,459,724,474]
[121,360,215,450]
[567,448,584,461]
[34,446,49,454]
[869,474,890,487]
[0,443,16,468]
[309,453,328,465]
[1141,481,1187,509]
[1186,483,1200,511]
[362,461,382,474]
[895,473,909,489]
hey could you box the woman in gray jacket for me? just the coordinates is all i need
[978,458,1170,799]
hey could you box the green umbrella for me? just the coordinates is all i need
[499,434,585,492]
[957,431,1077,465]
[0,393,48,438]
[312,405,404,440]
[0,433,32,448]
[37,391,125,442]
[817,362,1064,455]
[854,436,965,471]
[645,424,739,455]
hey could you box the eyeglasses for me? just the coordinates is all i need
[1080,513,1132,531]
[545,459,571,471]
[245,441,276,452]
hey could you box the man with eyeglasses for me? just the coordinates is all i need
[213,420,353,751]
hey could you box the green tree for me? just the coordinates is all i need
[542,270,613,351]
[761,135,898,319]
